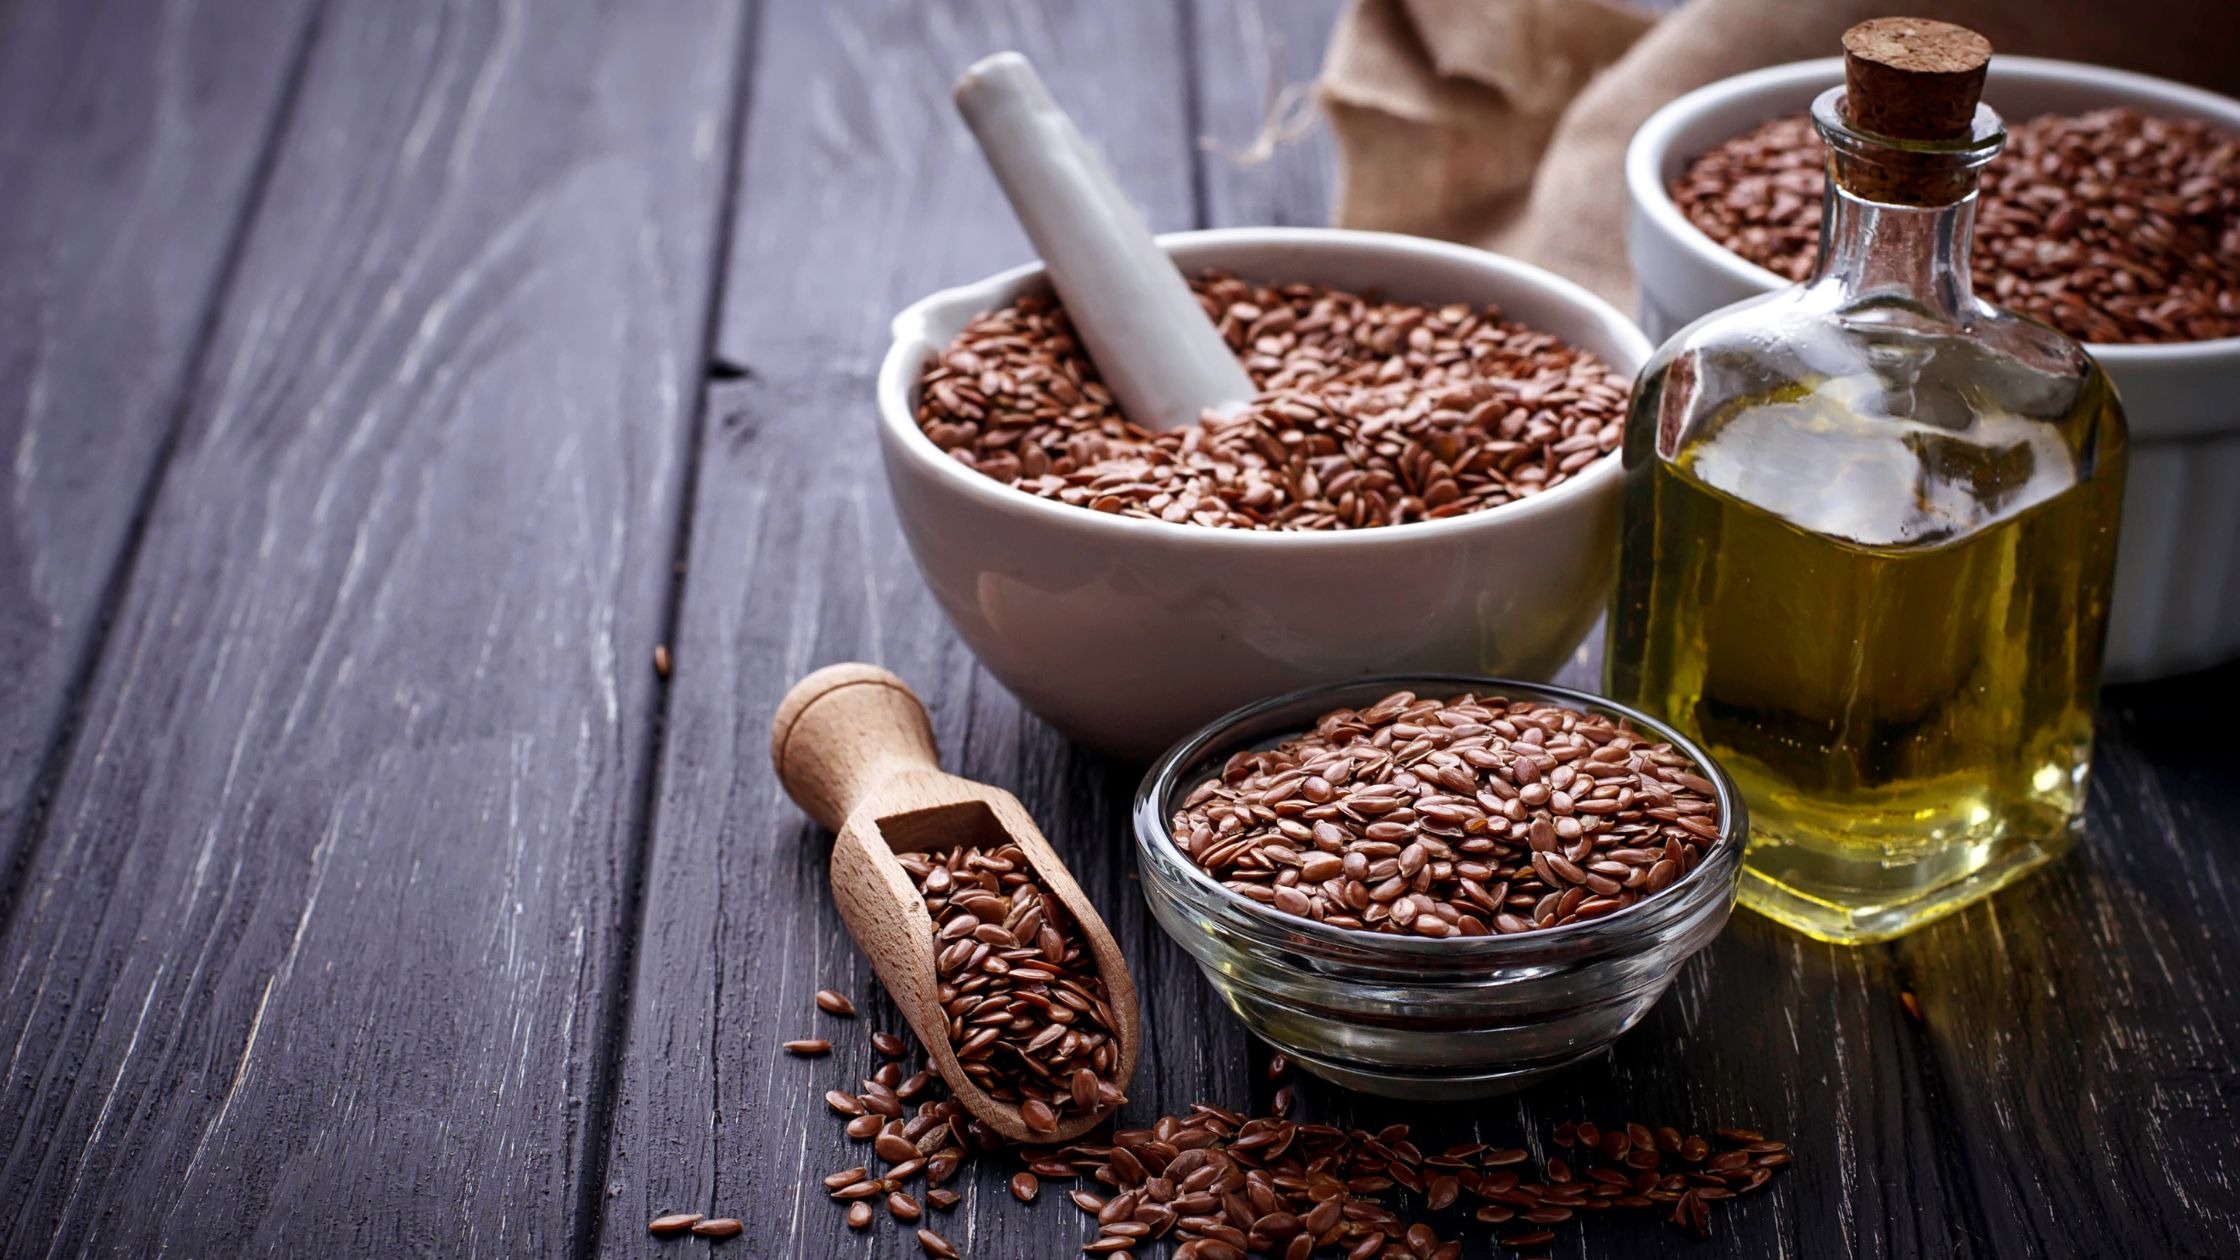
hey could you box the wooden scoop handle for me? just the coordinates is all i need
[770,663,940,831]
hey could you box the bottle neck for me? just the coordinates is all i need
[1802,86,2003,324]
[1808,181,1980,319]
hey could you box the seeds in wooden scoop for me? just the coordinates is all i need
[898,843,1126,1131]
[815,989,856,1016]
[647,1213,701,1235]
[915,272,1630,531]
[1171,690,1725,937]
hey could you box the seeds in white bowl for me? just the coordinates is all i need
[915,272,1629,530]
[1171,691,1724,937]
[1671,108,2240,344]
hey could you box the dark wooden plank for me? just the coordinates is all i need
[1892,665,2240,1255]
[0,0,317,871]
[594,0,1259,1253]
[1189,0,1346,229]
[0,4,745,1255]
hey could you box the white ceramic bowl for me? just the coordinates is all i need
[1627,56,2240,682]
[877,228,1653,758]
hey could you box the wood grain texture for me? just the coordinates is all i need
[0,0,318,872]
[0,2,744,1254]
[594,1,1255,1255]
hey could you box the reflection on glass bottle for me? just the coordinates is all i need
[1604,21,2126,943]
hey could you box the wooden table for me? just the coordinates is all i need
[3,2,2235,1256]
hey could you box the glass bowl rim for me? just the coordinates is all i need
[1132,672,1748,960]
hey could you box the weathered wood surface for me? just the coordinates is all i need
[592,2,1257,1255]
[0,1,745,1254]
[0,0,319,882]
[1,1,2236,1257]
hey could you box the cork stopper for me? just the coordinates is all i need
[1830,18,1995,205]
[1841,18,1991,141]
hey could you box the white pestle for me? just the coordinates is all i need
[954,52,1256,431]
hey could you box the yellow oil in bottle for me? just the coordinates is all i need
[1605,368,2125,943]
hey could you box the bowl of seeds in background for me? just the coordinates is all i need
[1626,55,2240,681]
[1133,674,1744,1099]
[876,228,1653,758]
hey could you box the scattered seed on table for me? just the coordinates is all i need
[846,1201,873,1229]
[653,644,671,677]
[888,1191,922,1222]
[927,1187,961,1210]
[689,1218,742,1239]
[917,1226,960,1258]
[824,1167,867,1190]
[782,1038,830,1056]
[871,1030,909,1058]
[875,1133,918,1163]
[647,1212,702,1235]
[1011,1171,1039,1202]
[825,1089,864,1116]
[845,1113,881,1139]
[815,990,855,1017]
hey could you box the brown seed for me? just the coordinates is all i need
[815,989,856,1017]
[1012,1171,1040,1202]
[825,1090,864,1117]
[876,1133,919,1164]
[1501,1230,1556,1247]
[846,1201,873,1229]
[845,1113,882,1139]
[889,1191,922,1221]
[653,644,671,677]
[1427,1175,1459,1210]
[648,1213,702,1235]
[1020,1098,1058,1133]
[1901,990,1924,1022]
[782,1038,830,1056]
[917,1226,961,1259]
[872,1030,910,1057]
[824,1167,868,1189]
[689,1218,742,1238]
[927,1188,962,1210]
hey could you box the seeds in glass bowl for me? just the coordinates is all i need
[1170,690,1724,937]
[899,844,1127,1128]
[914,271,1629,531]
[1670,107,2240,344]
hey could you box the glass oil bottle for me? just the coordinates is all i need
[1604,20,2127,943]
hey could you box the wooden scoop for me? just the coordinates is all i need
[770,663,1140,1144]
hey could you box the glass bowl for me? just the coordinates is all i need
[1132,674,1746,1100]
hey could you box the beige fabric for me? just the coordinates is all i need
[1319,0,2240,308]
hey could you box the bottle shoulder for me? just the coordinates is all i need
[1627,288,2125,551]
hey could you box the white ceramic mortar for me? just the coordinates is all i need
[877,228,1653,758]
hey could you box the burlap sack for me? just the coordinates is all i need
[1319,0,2240,307]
